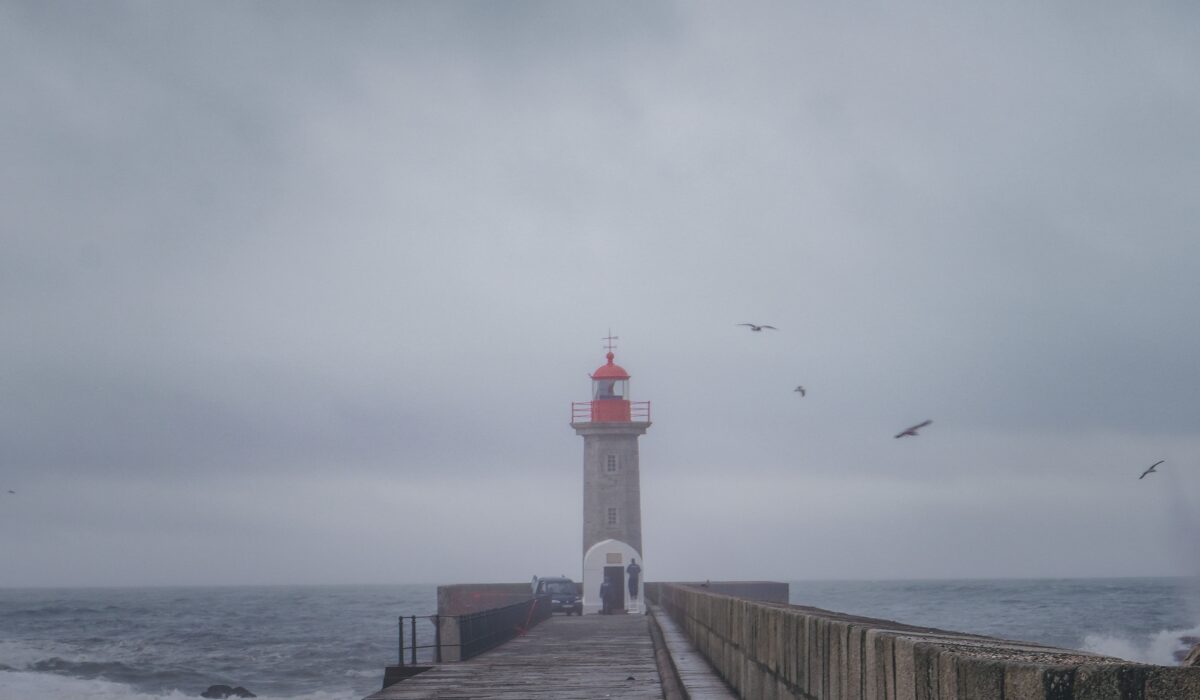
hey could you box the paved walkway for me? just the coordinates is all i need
[649,604,737,699]
[365,614,663,699]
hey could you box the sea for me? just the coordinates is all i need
[1,578,1198,700]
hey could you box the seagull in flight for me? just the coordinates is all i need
[1138,461,1164,480]
[737,323,777,332]
[894,420,933,439]
[794,386,806,396]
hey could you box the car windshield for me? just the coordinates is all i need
[545,582,574,595]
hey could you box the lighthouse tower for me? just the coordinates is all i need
[571,341,651,614]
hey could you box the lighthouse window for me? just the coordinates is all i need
[606,455,618,472]
[593,379,627,400]
[607,507,618,525]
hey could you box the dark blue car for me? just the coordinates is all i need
[534,576,582,615]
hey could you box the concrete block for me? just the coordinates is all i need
[864,629,884,700]
[770,610,784,675]
[764,608,776,667]
[746,657,760,700]
[756,606,770,663]
[776,674,796,700]
[734,601,746,651]
[936,651,958,700]
[953,657,1004,700]
[438,616,461,663]
[829,620,846,700]
[879,633,897,700]
[763,607,775,667]
[723,644,737,693]
[759,663,778,700]
[891,637,917,700]
[911,642,939,700]
[1044,667,1074,700]
[846,625,866,700]
[1074,664,1146,700]
[796,615,810,693]
[811,617,826,699]
[781,612,796,686]
[812,615,823,696]
[1145,666,1200,699]
[1002,663,1047,700]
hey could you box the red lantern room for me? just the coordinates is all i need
[591,352,631,421]
[571,350,651,424]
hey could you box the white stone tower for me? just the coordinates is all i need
[570,342,651,614]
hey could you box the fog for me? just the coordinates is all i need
[2,1,1199,586]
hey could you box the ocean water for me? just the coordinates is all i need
[789,577,1200,666]
[1,578,1197,700]
[0,585,436,700]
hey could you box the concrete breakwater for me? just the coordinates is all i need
[648,582,1200,700]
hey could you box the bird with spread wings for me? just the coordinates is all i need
[894,420,933,438]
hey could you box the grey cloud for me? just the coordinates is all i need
[3,2,1199,585]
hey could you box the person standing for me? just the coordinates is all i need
[599,578,612,614]
[626,558,642,601]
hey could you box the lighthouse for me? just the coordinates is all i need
[571,341,651,614]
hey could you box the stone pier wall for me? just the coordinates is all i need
[647,582,1200,699]
[435,583,532,663]
[437,583,530,616]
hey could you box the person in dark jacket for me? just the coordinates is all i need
[626,559,642,600]
[599,578,612,614]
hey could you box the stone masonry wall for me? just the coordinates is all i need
[647,582,1200,700]
[435,583,537,663]
[437,583,531,617]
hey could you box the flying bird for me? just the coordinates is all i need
[737,323,777,332]
[6,490,13,494]
[894,420,933,439]
[1138,461,1164,480]
[794,386,806,396]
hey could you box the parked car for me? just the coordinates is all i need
[532,576,582,615]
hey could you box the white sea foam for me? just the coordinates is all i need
[0,640,52,669]
[1081,623,1200,666]
[0,670,362,700]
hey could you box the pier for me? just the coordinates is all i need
[365,350,1200,699]
[367,614,664,699]
[366,581,1200,700]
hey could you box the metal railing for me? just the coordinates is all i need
[570,400,651,423]
[458,595,552,660]
[398,596,553,665]
[397,614,441,665]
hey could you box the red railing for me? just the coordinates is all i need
[570,401,651,424]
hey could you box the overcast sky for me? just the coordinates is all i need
[3,2,1200,587]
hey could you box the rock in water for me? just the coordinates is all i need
[200,685,257,698]
[1184,642,1200,667]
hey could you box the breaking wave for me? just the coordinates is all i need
[1081,623,1200,666]
[0,670,360,700]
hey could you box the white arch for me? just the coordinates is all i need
[582,538,644,615]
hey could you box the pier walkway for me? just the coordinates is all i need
[366,614,663,699]
[649,603,736,699]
